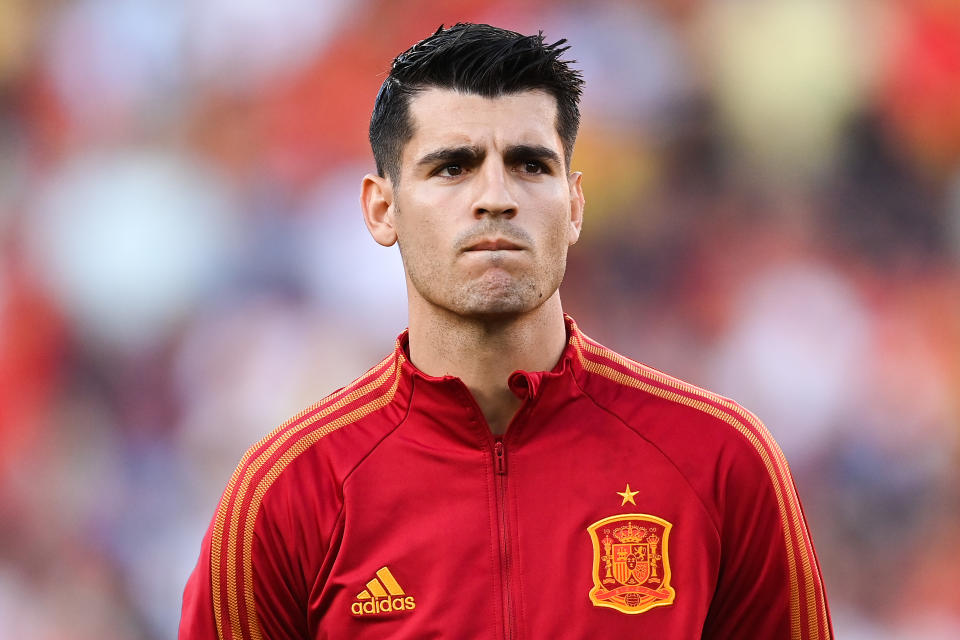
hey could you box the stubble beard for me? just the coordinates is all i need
[403,249,553,320]
[449,268,544,318]
[395,204,569,320]
[400,239,568,321]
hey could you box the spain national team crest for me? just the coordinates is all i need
[587,514,676,614]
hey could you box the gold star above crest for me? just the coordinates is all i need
[617,483,639,506]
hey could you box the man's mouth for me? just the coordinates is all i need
[464,238,524,252]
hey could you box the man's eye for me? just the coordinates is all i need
[437,164,463,177]
[522,161,546,174]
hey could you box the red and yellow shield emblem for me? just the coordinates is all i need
[587,514,676,614]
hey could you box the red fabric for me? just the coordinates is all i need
[180,316,832,639]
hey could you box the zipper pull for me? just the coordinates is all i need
[494,440,506,475]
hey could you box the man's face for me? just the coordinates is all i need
[387,88,583,319]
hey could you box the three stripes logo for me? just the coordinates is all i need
[351,566,416,616]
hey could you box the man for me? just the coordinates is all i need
[180,23,832,639]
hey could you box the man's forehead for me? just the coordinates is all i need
[404,88,562,157]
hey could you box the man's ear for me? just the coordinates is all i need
[360,173,398,247]
[567,171,585,245]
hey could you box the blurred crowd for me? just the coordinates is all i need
[1,0,959,638]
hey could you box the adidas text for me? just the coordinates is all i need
[351,596,416,615]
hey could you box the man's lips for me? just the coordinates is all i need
[464,238,524,251]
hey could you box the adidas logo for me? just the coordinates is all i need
[351,566,416,616]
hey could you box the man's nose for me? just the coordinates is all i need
[473,160,518,218]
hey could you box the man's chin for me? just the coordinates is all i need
[459,305,531,322]
[450,287,545,320]
[411,270,556,320]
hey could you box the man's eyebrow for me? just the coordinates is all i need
[503,144,563,168]
[416,145,485,169]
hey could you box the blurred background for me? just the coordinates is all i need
[1,0,958,637]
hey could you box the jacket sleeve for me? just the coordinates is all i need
[701,432,833,640]
[179,480,313,639]
[179,522,219,640]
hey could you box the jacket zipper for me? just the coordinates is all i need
[493,438,513,640]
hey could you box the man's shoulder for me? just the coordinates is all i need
[225,351,407,503]
[201,352,408,615]
[574,332,772,457]
[574,332,789,509]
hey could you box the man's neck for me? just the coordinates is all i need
[406,293,568,435]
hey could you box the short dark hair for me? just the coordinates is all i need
[369,23,584,183]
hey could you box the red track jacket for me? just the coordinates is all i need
[180,316,832,639]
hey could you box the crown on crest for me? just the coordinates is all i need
[612,523,647,543]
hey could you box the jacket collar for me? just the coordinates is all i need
[388,315,588,445]
[393,314,586,402]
